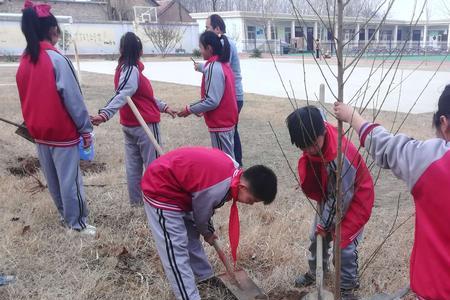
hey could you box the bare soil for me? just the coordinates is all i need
[0,65,434,299]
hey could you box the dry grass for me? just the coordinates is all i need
[0,65,433,299]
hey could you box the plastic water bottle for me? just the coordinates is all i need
[79,133,95,161]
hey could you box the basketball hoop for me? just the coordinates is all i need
[133,6,157,24]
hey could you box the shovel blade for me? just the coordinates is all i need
[15,125,35,143]
[217,269,267,300]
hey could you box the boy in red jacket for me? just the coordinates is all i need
[286,106,374,299]
[141,147,277,300]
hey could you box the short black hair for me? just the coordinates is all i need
[433,84,450,128]
[209,14,226,33]
[286,106,325,149]
[242,165,277,205]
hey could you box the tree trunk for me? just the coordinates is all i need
[334,0,344,299]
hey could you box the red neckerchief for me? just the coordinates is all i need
[116,60,144,72]
[298,122,338,201]
[39,41,59,53]
[229,168,242,267]
[137,60,145,72]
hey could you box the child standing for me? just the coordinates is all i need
[91,32,176,206]
[178,31,238,158]
[334,86,450,300]
[16,0,94,235]
[141,146,277,300]
[195,14,244,166]
[286,106,374,299]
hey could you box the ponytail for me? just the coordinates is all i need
[199,31,230,63]
[218,34,230,63]
[21,4,59,64]
[21,8,41,63]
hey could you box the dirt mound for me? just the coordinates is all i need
[7,156,40,177]
[267,289,306,300]
[80,160,107,174]
[6,156,107,177]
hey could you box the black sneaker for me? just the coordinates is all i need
[294,272,315,288]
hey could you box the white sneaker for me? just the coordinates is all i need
[78,224,97,237]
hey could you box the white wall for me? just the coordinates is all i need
[0,20,199,56]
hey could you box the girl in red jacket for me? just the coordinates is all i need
[334,86,450,300]
[91,32,176,206]
[16,0,95,235]
[178,31,238,158]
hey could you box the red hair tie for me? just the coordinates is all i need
[23,0,52,18]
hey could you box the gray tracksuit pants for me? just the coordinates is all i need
[36,144,88,230]
[307,214,362,289]
[209,128,235,159]
[123,123,161,205]
[144,203,213,300]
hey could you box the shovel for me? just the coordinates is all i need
[126,97,268,300]
[303,204,334,300]
[212,239,268,300]
[0,117,34,143]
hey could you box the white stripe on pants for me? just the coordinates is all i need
[123,123,161,205]
[144,203,213,300]
[210,128,235,159]
[36,144,88,230]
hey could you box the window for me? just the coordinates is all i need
[285,27,292,43]
[247,26,256,40]
[359,30,365,41]
[295,26,304,37]
[271,26,278,40]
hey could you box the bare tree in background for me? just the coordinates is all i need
[105,0,135,21]
[142,24,186,57]
[177,0,382,15]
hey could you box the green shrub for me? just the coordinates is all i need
[192,48,201,58]
[250,48,262,58]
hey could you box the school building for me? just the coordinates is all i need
[190,11,450,55]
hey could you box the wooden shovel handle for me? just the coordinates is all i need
[126,96,165,156]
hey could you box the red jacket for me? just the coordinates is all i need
[298,122,374,248]
[116,61,161,126]
[16,41,92,146]
[189,56,238,132]
[360,123,450,300]
[142,147,239,236]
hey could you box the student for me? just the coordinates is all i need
[16,0,95,235]
[286,106,374,299]
[179,31,238,158]
[333,86,450,300]
[90,32,176,206]
[141,146,277,300]
[194,14,244,166]
[315,39,320,59]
